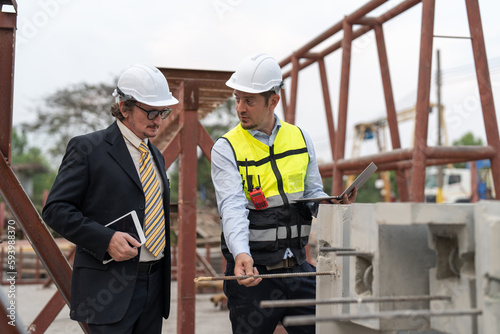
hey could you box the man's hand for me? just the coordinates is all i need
[339,187,357,204]
[321,187,358,205]
[234,253,262,287]
[107,232,141,262]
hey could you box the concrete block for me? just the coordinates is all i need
[474,200,500,334]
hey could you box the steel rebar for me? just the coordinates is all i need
[261,295,451,308]
[194,271,335,282]
[283,309,482,327]
[319,247,356,252]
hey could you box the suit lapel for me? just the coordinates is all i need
[105,122,143,190]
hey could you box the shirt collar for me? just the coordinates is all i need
[117,120,148,149]
[248,114,281,139]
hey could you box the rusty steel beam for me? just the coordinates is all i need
[0,153,89,333]
[0,5,16,164]
[281,0,422,79]
[162,128,182,169]
[286,54,300,124]
[280,0,388,68]
[470,161,479,202]
[426,145,496,160]
[465,0,500,199]
[176,81,198,334]
[317,58,336,160]
[197,121,214,162]
[410,0,435,202]
[373,23,409,201]
[27,290,65,333]
[279,86,289,118]
[319,147,495,177]
[29,246,76,332]
[160,68,233,81]
[332,19,354,195]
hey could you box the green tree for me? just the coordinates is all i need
[452,131,483,146]
[9,127,56,211]
[323,173,384,203]
[21,82,115,161]
[452,132,483,168]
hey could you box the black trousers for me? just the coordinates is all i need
[87,267,164,334]
[224,261,316,334]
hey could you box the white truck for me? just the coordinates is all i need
[425,167,471,203]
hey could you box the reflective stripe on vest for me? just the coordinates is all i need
[249,224,312,242]
[222,121,309,209]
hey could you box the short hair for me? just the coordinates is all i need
[110,100,135,120]
[260,89,278,107]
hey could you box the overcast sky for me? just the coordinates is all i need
[10,0,500,162]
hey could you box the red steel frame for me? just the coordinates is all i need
[1,1,499,333]
[154,71,233,334]
[279,0,499,201]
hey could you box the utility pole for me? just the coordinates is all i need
[436,49,444,203]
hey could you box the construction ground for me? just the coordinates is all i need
[1,280,232,334]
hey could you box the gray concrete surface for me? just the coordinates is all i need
[1,281,231,333]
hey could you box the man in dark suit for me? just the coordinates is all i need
[42,64,177,333]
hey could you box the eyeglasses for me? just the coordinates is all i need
[134,103,172,120]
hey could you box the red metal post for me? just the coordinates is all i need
[373,24,410,202]
[280,85,289,120]
[332,19,353,195]
[27,291,65,333]
[0,154,89,333]
[287,54,300,124]
[317,58,336,160]
[0,202,5,233]
[470,161,479,202]
[177,81,198,334]
[197,120,215,162]
[410,0,435,202]
[0,4,16,164]
[465,0,500,199]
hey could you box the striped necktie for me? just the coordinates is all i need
[138,142,166,257]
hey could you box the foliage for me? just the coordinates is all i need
[452,131,483,146]
[452,132,483,168]
[8,127,56,211]
[355,173,383,203]
[323,173,383,203]
[21,82,115,161]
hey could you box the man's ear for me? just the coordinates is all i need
[269,94,280,111]
[119,101,128,118]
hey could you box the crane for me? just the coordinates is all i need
[349,104,446,201]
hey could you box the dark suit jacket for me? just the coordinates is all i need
[42,122,171,325]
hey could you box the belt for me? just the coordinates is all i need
[266,257,298,270]
[138,260,162,274]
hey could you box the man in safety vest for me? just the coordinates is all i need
[211,53,357,333]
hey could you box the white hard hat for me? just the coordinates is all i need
[112,64,179,107]
[226,53,284,94]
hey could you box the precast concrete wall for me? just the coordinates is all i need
[315,201,499,334]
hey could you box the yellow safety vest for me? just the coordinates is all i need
[220,120,312,265]
[222,121,309,209]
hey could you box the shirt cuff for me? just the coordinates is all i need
[231,246,252,261]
